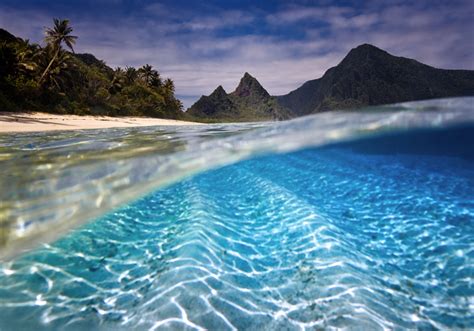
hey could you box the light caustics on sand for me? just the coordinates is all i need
[0,97,473,330]
[0,97,473,261]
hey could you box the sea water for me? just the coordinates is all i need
[0,98,473,330]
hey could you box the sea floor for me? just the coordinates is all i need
[1,146,472,330]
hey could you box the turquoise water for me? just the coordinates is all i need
[0,98,473,330]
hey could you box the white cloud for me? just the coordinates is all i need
[0,1,472,109]
[0,7,50,45]
[184,10,255,31]
[266,6,353,25]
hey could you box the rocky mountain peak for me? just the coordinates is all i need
[339,43,392,67]
[233,72,270,98]
[210,85,227,98]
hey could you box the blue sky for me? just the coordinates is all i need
[1,0,473,107]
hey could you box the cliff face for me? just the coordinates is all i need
[185,85,237,118]
[189,44,474,122]
[187,73,290,122]
[278,44,474,116]
[231,72,270,98]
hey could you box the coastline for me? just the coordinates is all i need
[0,112,201,133]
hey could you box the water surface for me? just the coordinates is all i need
[0,98,473,330]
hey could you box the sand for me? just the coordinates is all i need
[0,112,201,133]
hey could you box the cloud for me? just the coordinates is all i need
[0,0,472,109]
[183,10,255,31]
[266,5,353,25]
[0,7,50,44]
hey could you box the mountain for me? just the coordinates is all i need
[186,85,237,119]
[278,44,474,116]
[188,44,474,122]
[0,28,18,43]
[187,73,290,122]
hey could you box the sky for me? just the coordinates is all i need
[1,0,473,108]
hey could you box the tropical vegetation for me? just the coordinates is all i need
[0,19,183,118]
[188,44,474,122]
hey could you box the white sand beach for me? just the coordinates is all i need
[0,112,201,133]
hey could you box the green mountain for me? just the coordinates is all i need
[0,28,18,43]
[278,44,474,116]
[187,73,290,122]
[3,24,473,123]
[185,85,236,119]
[0,25,183,118]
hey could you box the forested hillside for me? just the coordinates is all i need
[0,20,183,118]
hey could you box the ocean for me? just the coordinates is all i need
[0,98,473,330]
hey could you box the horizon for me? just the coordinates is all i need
[1,0,473,108]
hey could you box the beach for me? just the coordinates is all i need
[0,112,201,133]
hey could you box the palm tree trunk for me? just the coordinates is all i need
[38,47,60,85]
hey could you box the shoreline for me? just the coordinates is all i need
[0,112,201,133]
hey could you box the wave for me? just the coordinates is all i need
[1,97,473,260]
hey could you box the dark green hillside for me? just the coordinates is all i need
[0,21,183,118]
[186,85,237,120]
[0,28,17,43]
[3,22,472,123]
[190,44,473,122]
[187,73,290,122]
[278,44,474,116]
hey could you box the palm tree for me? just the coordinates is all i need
[38,18,77,84]
[150,71,162,88]
[163,78,175,93]
[138,64,156,86]
[16,40,39,74]
[109,67,125,94]
[124,66,138,85]
[36,45,73,90]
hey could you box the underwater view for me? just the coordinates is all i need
[0,98,473,330]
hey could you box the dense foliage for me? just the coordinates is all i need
[0,20,183,118]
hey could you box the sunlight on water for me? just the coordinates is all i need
[1,144,473,330]
[0,97,473,330]
[1,97,472,260]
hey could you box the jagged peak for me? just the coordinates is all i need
[209,85,227,98]
[233,72,269,97]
